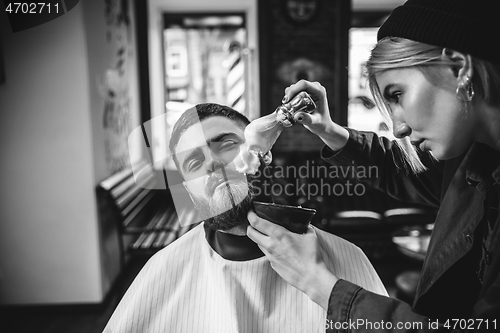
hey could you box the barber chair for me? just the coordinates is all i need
[385,208,437,304]
[326,210,394,260]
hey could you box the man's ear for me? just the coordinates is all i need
[442,48,473,81]
[183,181,195,203]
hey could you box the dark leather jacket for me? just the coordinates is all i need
[322,129,500,332]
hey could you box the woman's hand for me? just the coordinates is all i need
[246,210,339,310]
[283,80,349,151]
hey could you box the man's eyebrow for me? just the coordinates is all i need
[180,132,242,173]
[206,132,240,144]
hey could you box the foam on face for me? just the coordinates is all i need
[234,112,282,174]
[234,146,261,174]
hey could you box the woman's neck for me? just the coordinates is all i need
[475,102,500,153]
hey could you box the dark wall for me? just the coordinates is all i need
[134,0,151,125]
[258,0,350,153]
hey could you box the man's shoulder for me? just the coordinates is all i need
[102,224,208,331]
[313,226,369,264]
[314,226,362,252]
[314,226,388,296]
[148,223,205,262]
[130,223,205,286]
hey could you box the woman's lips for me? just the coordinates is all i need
[411,139,425,149]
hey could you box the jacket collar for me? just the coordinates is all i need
[464,143,500,193]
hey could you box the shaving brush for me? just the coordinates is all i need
[235,91,316,174]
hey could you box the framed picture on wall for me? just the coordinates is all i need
[283,0,320,25]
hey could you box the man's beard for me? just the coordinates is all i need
[193,171,257,231]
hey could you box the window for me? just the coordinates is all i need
[160,13,254,170]
[348,27,393,139]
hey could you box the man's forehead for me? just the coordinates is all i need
[175,116,245,152]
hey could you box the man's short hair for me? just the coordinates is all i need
[169,103,250,173]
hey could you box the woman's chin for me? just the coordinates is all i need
[428,148,448,160]
[431,146,465,161]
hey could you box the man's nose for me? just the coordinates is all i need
[206,152,226,173]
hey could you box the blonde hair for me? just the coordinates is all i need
[366,37,500,173]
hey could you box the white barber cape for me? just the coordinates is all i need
[104,224,387,333]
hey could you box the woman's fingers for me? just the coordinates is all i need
[247,210,286,236]
[247,210,303,254]
[246,210,275,249]
[246,224,267,244]
[293,111,312,125]
[283,80,325,103]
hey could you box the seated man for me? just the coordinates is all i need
[103,103,387,333]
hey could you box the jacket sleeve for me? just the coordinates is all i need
[326,280,431,332]
[321,128,443,207]
[326,279,500,333]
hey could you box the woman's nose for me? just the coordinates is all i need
[393,121,412,139]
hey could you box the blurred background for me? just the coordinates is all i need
[0,1,436,332]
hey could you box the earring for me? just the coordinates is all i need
[456,75,475,102]
[261,150,273,165]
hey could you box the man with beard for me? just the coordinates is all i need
[103,104,387,333]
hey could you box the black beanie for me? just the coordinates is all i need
[378,0,500,65]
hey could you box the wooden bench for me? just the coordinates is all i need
[96,162,199,263]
